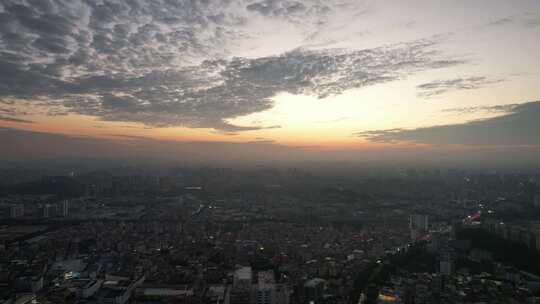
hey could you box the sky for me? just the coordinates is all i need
[1,0,540,165]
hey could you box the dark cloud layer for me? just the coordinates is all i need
[3,127,540,168]
[0,127,306,163]
[0,0,466,131]
[357,101,540,146]
[442,104,519,115]
[416,76,504,98]
[247,0,310,17]
[489,13,540,28]
[0,116,33,123]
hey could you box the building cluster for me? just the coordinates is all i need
[1,168,540,303]
[373,268,534,304]
[0,213,412,304]
[482,219,540,252]
[0,196,69,219]
[369,225,540,304]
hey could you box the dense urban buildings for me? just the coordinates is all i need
[1,165,540,303]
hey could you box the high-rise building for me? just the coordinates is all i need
[303,278,325,304]
[255,270,275,304]
[231,267,252,304]
[10,204,24,218]
[409,214,429,240]
[60,200,69,217]
[440,259,455,276]
[274,284,291,304]
[233,267,252,290]
[43,204,52,218]
[409,214,429,231]
[440,250,455,276]
[253,270,290,304]
[534,194,540,207]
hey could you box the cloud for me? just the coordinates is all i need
[416,76,504,98]
[442,104,519,115]
[0,1,465,132]
[244,0,369,28]
[0,127,308,164]
[3,126,540,168]
[489,13,540,28]
[489,17,514,26]
[246,0,308,17]
[0,116,33,123]
[106,134,155,141]
[250,137,275,144]
[1,41,467,131]
[357,101,540,146]
[316,116,350,123]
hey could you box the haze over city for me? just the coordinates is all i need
[1,0,539,166]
